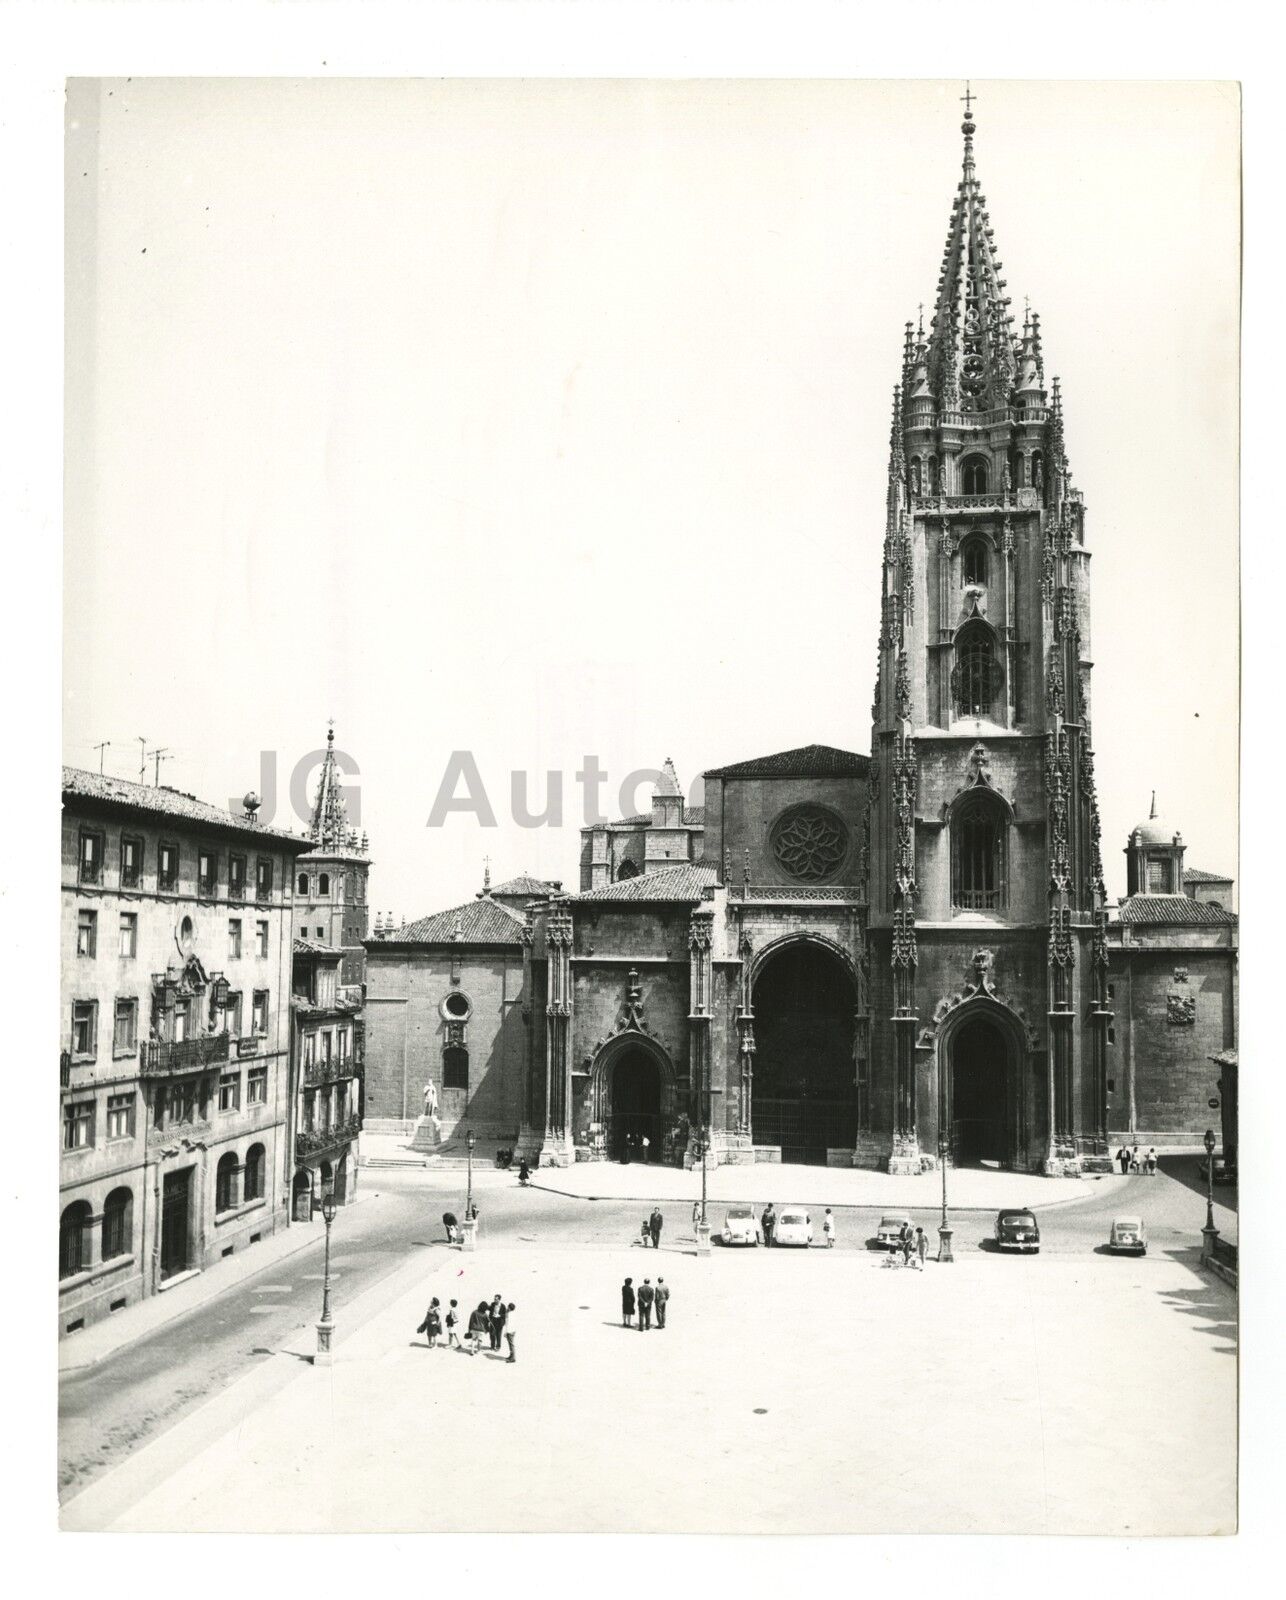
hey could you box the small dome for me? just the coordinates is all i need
[1131,818,1180,847]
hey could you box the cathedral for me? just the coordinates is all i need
[364,100,1237,1174]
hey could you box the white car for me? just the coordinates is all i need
[773,1209,813,1247]
[721,1206,762,1247]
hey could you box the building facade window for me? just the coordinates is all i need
[113,997,138,1056]
[244,1143,266,1202]
[198,848,218,897]
[247,1064,268,1104]
[63,1099,95,1151]
[229,855,247,900]
[119,912,138,958]
[215,1152,240,1213]
[229,918,242,959]
[961,535,988,587]
[952,623,1001,718]
[443,1044,469,1090]
[101,1187,133,1261]
[252,989,269,1035]
[158,841,179,892]
[77,908,97,958]
[71,1000,97,1060]
[304,1033,316,1069]
[1147,857,1173,893]
[297,873,309,896]
[226,990,243,1035]
[60,1202,92,1279]
[318,873,330,896]
[616,858,640,881]
[255,858,273,901]
[106,1092,136,1140]
[256,920,269,959]
[951,793,1008,912]
[120,834,143,889]
[962,454,989,494]
[218,1071,241,1113]
[78,829,103,885]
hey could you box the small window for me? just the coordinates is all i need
[106,1092,135,1140]
[113,997,138,1057]
[77,908,97,958]
[102,1187,133,1260]
[297,873,310,896]
[229,918,242,959]
[120,835,143,889]
[443,1045,469,1090]
[218,1071,241,1113]
[962,454,989,494]
[198,849,218,897]
[616,858,640,881]
[961,536,988,587]
[228,855,247,900]
[71,1000,97,1060]
[119,912,138,958]
[1108,1027,1116,1045]
[63,1099,95,1151]
[316,926,325,941]
[247,1065,268,1104]
[226,990,243,1035]
[1147,857,1172,894]
[60,1202,92,1278]
[256,920,269,959]
[255,858,273,901]
[318,873,330,896]
[304,1032,317,1069]
[443,991,471,1020]
[158,841,179,892]
[244,1143,266,1202]
[215,1152,240,1214]
[252,989,269,1036]
[952,793,1008,912]
[78,829,103,885]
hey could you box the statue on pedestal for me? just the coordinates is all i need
[422,1081,439,1119]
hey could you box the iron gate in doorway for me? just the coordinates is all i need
[753,1096,858,1166]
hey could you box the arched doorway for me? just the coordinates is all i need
[609,1048,662,1162]
[292,1167,313,1222]
[751,939,857,1165]
[949,1013,1014,1167]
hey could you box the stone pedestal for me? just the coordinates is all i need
[1201,1224,1219,1265]
[851,1132,886,1171]
[937,1224,954,1263]
[887,1135,923,1176]
[460,1218,478,1252]
[1041,1141,1081,1178]
[409,1115,442,1154]
[315,1318,334,1365]
[694,1222,712,1257]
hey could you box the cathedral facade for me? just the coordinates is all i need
[363,104,1236,1174]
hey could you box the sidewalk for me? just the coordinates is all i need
[58,1189,380,1374]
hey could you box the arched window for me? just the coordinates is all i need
[215,1152,240,1214]
[909,456,922,495]
[297,873,309,896]
[962,455,989,494]
[443,1045,469,1090]
[952,622,1001,718]
[961,536,988,587]
[952,793,1008,912]
[318,873,330,896]
[60,1201,92,1279]
[102,1187,133,1260]
[244,1143,266,1203]
[616,858,640,881]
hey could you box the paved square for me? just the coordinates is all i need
[66,1242,1236,1535]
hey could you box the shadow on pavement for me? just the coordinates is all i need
[1157,1256,1237,1356]
[1158,1157,1238,1214]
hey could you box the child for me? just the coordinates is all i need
[445,1299,462,1349]
[640,1217,651,1247]
[822,1208,836,1248]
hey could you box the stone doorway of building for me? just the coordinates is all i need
[292,1167,313,1222]
[751,939,858,1165]
[950,1016,1010,1167]
[610,1048,663,1162]
[160,1166,193,1280]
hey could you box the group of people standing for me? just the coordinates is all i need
[1117,1145,1158,1175]
[621,1276,670,1330]
[890,1223,931,1269]
[419,1292,517,1361]
[638,1207,664,1248]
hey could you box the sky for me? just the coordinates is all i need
[63,77,1240,916]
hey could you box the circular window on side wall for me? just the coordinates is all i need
[770,804,850,884]
[441,991,472,1022]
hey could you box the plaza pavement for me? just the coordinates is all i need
[63,1232,1235,1535]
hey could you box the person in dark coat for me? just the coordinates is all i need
[649,1208,664,1249]
[466,1301,489,1356]
[488,1294,507,1351]
[637,1277,655,1331]
[442,1211,459,1244]
[1117,1145,1131,1175]
[761,1203,777,1248]
[654,1277,670,1329]
[621,1277,636,1327]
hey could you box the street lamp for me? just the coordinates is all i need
[1201,1127,1218,1262]
[315,1183,338,1365]
[466,1128,477,1217]
[937,1131,954,1263]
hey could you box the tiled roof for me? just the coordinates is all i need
[63,765,312,848]
[1183,867,1233,885]
[614,805,706,828]
[293,938,342,957]
[488,874,561,897]
[1116,896,1237,927]
[574,863,718,903]
[703,744,869,779]
[372,897,526,947]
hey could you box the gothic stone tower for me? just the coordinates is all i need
[297,723,373,992]
[866,97,1112,1177]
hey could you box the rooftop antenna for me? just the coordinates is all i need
[93,740,111,774]
[138,735,148,781]
[146,746,171,786]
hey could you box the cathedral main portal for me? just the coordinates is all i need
[608,1047,663,1163]
[751,941,858,1165]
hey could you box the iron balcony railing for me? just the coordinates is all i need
[296,1114,362,1161]
[302,1051,363,1088]
[140,1031,231,1076]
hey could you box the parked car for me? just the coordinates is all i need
[1108,1216,1147,1255]
[720,1205,762,1247]
[875,1214,911,1250]
[1199,1157,1235,1187]
[774,1209,813,1247]
[994,1208,1040,1252]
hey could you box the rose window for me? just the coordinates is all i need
[771,806,849,883]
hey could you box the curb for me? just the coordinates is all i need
[525,1178,1121,1213]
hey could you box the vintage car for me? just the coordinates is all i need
[1108,1215,1147,1255]
[773,1209,813,1247]
[721,1205,762,1247]
[994,1208,1041,1252]
[875,1214,912,1250]
[1199,1157,1236,1187]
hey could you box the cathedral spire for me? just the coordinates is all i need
[309,719,350,850]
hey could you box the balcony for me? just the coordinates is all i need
[302,1050,363,1088]
[140,1031,231,1077]
[296,1114,362,1161]
[60,1050,71,1089]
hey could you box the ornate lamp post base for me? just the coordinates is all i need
[694,1222,712,1256]
[315,1317,334,1366]
[460,1217,478,1252]
[937,1225,954,1263]
[1201,1224,1219,1264]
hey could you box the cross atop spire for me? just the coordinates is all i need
[960,82,976,120]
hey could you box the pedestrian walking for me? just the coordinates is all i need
[443,1210,459,1245]
[916,1226,929,1270]
[900,1221,915,1268]
[621,1276,636,1327]
[762,1202,776,1248]
[488,1293,507,1352]
[445,1299,462,1348]
[1145,1147,1158,1176]
[649,1207,664,1249]
[1130,1144,1141,1173]
[504,1303,517,1363]
[1116,1145,1131,1175]
[637,1277,654,1330]
[822,1208,836,1248]
[654,1277,670,1329]
[425,1296,444,1346]
[692,1199,701,1232]
[466,1300,489,1355]
[641,1135,651,1163]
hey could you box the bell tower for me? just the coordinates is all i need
[866,92,1111,1176]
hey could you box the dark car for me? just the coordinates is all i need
[1199,1157,1236,1187]
[994,1208,1040,1253]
